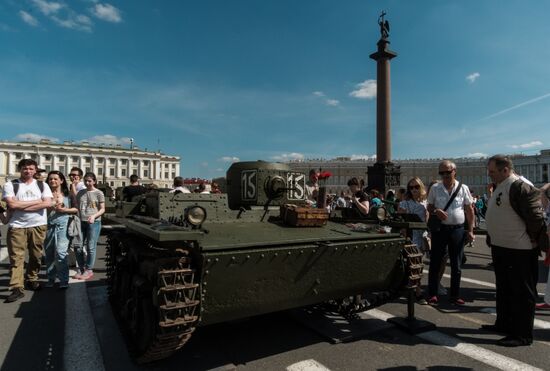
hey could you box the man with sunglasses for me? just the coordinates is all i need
[484,155,548,347]
[426,160,474,306]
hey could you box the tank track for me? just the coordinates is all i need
[106,233,201,363]
[324,242,423,320]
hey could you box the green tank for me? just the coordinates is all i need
[104,161,421,363]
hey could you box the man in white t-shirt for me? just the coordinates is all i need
[2,159,53,303]
[426,160,474,306]
[169,176,191,194]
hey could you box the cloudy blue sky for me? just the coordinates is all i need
[1,0,549,178]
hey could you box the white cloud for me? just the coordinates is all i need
[465,152,488,158]
[31,0,64,15]
[51,13,93,32]
[466,72,480,84]
[509,141,543,149]
[19,11,39,26]
[90,3,122,23]
[15,133,59,142]
[350,154,376,160]
[349,80,377,100]
[326,99,340,107]
[312,91,325,97]
[218,156,240,163]
[200,162,208,167]
[271,152,305,161]
[82,134,132,145]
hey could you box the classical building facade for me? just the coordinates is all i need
[0,140,180,188]
[288,149,550,196]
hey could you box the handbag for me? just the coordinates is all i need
[428,182,462,233]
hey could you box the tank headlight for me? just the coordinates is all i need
[185,206,206,226]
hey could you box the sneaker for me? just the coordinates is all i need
[45,280,55,288]
[81,270,94,280]
[437,284,447,296]
[416,296,428,305]
[27,281,41,291]
[5,288,25,303]
[59,282,69,290]
[450,297,465,305]
[536,302,550,310]
[428,296,438,305]
[73,271,84,279]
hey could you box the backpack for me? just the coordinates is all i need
[508,180,549,253]
[12,179,45,196]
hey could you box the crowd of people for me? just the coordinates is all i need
[2,156,549,349]
[1,159,105,302]
[307,155,549,347]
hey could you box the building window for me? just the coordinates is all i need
[143,160,150,166]
[171,172,175,179]
[121,159,127,165]
[132,171,137,176]
[133,160,138,166]
[144,170,149,178]
[45,155,51,161]
[110,159,116,165]
[72,156,79,162]
[30,154,37,160]
[58,155,65,161]
[59,166,65,174]
[172,164,176,169]
[97,158,104,164]
[121,169,127,177]
[98,168,103,176]
[110,181,114,186]
[85,157,91,163]
[85,167,91,173]
[15,153,22,159]
[110,168,115,176]
[122,181,126,187]
[45,165,51,172]
[164,172,169,179]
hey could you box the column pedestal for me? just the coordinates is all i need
[367,162,401,194]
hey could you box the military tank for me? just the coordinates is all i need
[104,161,422,363]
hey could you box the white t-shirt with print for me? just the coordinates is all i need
[2,180,53,228]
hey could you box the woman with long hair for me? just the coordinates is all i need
[44,171,78,288]
[398,176,429,303]
[74,172,105,280]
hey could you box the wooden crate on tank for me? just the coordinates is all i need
[280,204,329,227]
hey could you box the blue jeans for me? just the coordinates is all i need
[76,220,101,271]
[44,219,70,284]
[428,225,465,298]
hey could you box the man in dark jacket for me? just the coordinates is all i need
[484,154,549,347]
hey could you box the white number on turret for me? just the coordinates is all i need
[287,173,305,200]
[241,170,257,200]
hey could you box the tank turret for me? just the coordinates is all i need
[226,161,306,210]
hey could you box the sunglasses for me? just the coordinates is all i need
[438,170,454,176]
[69,173,80,177]
[408,185,420,190]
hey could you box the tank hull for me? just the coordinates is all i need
[200,237,404,325]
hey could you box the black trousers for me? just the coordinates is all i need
[491,245,538,340]
[428,225,465,298]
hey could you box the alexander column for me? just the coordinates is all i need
[367,12,400,194]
